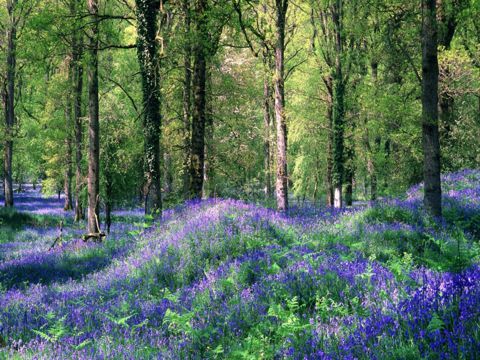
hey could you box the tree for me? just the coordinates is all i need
[273,0,289,211]
[3,0,18,207]
[135,0,162,215]
[189,0,208,199]
[71,0,85,221]
[421,0,442,216]
[86,0,101,234]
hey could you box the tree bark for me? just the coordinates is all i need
[331,5,345,209]
[369,62,378,201]
[421,0,442,216]
[190,0,208,199]
[64,75,73,211]
[3,0,17,207]
[182,0,192,198]
[274,0,289,211]
[72,0,84,221]
[87,0,100,233]
[262,48,273,199]
[136,0,162,215]
[324,75,334,207]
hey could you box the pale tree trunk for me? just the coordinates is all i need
[3,0,17,207]
[190,0,207,199]
[274,0,289,211]
[421,0,442,216]
[136,0,162,215]
[87,0,100,233]
[73,35,84,221]
[262,48,273,199]
[72,0,84,221]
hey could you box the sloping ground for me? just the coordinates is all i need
[0,171,479,359]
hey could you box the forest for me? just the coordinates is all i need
[0,0,479,358]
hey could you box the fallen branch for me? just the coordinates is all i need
[49,221,64,251]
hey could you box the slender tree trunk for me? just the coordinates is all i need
[345,168,353,206]
[262,48,273,199]
[202,98,213,199]
[182,0,192,198]
[87,0,100,233]
[136,0,162,215]
[331,4,345,209]
[421,0,442,216]
[72,1,84,221]
[64,80,73,211]
[324,75,334,207]
[164,152,173,194]
[274,0,289,211]
[105,170,112,234]
[3,0,16,207]
[332,75,345,208]
[369,62,378,201]
[190,0,207,199]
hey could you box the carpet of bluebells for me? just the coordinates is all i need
[0,170,479,359]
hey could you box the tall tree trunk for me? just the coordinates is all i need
[190,0,207,199]
[332,75,345,208]
[136,0,162,215]
[262,48,273,199]
[87,0,100,233]
[421,0,442,216]
[369,61,378,201]
[332,5,345,209]
[182,0,192,199]
[72,0,84,221]
[64,78,73,211]
[324,75,334,207]
[274,0,289,211]
[202,97,213,199]
[3,0,16,207]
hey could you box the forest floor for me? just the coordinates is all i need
[0,170,479,359]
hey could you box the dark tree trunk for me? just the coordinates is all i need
[262,48,273,199]
[182,0,192,198]
[202,93,213,199]
[274,0,289,211]
[164,152,174,194]
[324,75,334,207]
[421,0,442,216]
[64,81,73,211]
[369,62,378,201]
[331,6,345,209]
[345,168,353,206]
[3,0,16,207]
[72,1,84,221]
[136,0,162,216]
[332,76,345,208]
[87,0,100,233]
[190,0,208,199]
